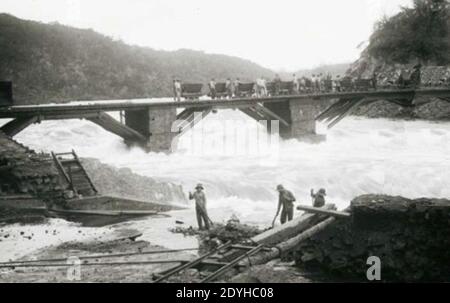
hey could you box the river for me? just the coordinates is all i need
[1,110,449,261]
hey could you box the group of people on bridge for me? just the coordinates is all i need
[172,64,450,102]
[188,183,327,231]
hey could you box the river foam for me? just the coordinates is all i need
[1,111,449,258]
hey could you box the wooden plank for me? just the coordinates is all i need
[296,205,351,218]
[201,244,264,283]
[153,241,232,283]
[72,149,97,194]
[0,116,38,137]
[52,209,159,216]
[251,204,335,246]
[51,151,73,191]
[246,217,337,266]
[88,112,147,143]
[254,103,290,127]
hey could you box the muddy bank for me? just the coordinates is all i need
[294,195,450,282]
[0,229,196,282]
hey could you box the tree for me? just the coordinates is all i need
[367,0,450,65]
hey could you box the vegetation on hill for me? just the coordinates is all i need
[0,14,274,104]
[294,63,350,78]
[367,0,449,65]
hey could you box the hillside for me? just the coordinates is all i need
[346,0,450,120]
[348,0,449,78]
[0,14,274,104]
[295,63,350,77]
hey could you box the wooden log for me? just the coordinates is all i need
[296,204,351,218]
[251,204,335,246]
[245,217,337,266]
[50,209,159,216]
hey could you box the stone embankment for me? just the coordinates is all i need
[294,195,450,281]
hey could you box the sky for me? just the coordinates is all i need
[0,0,412,71]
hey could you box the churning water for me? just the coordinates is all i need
[1,109,450,260]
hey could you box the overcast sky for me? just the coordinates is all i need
[0,0,412,71]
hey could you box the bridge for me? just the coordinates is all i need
[1,84,449,152]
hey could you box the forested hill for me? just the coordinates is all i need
[0,14,274,104]
[348,0,449,78]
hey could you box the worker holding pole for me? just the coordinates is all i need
[272,184,296,227]
[189,183,212,230]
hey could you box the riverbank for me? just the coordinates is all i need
[351,98,450,120]
[1,194,449,282]
[0,228,196,282]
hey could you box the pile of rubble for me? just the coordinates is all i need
[294,195,450,281]
[0,131,64,203]
[170,216,264,253]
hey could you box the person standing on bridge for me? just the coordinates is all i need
[189,183,211,230]
[311,74,318,92]
[172,78,177,101]
[410,64,422,88]
[233,78,240,97]
[311,188,326,208]
[226,78,233,99]
[335,75,342,92]
[292,74,299,94]
[209,78,217,99]
[174,79,182,102]
[272,184,296,227]
[273,74,282,95]
[256,77,266,97]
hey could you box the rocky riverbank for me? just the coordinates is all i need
[294,195,450,282]
[351,98,450,120]
[347,50,450,120]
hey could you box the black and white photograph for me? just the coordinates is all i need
[0,0,449,288]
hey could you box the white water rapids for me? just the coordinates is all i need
[1,109,449,261]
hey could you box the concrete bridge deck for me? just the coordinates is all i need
[1,87,449,152]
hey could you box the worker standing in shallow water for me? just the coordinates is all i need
[311,188,326,207]
[189,183,211,230]
[272,184,296,227]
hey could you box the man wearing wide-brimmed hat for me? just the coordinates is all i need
[311,188,326,208]
[272,184,296,227]
[189,183,211,230]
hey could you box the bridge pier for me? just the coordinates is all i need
[288,101,326,142]
[124,108,177,152]
[262,99,326,142]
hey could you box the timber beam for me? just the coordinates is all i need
[175,107,213,135]
[87,112,147,143]
[0,116,38,137]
